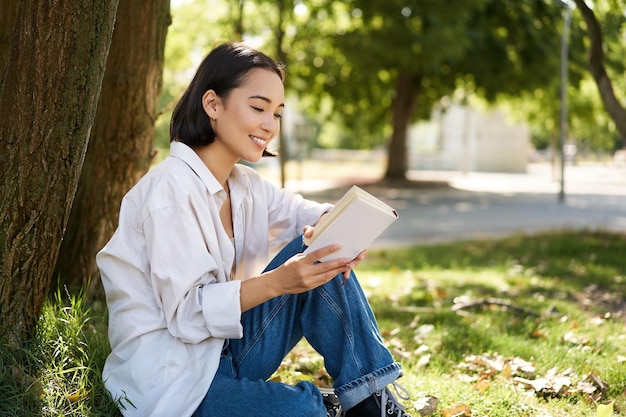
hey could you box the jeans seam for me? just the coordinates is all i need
[317,279,366,376]
[236,294,290,367]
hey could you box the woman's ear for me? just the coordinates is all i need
[202,90,220,119]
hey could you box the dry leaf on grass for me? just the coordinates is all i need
[458,353,535,380]
[441,403,471,416]
[457,352,610,402]
[472,379,490,392]
[413,395,439,416]
[67,388,88,403]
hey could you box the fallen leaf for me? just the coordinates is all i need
[588,373,609,392]
[508,356,536,376]
[415,344,430,355]
[590,317,605,326]
[597,400,614,417]
[473,379,490,393]
[413,395,439,416]
[577,380,597,395]
[514,376,548,392]
[563,331,588,345]
[416,324,435,336]
[392,347,412,360]
[67,388,88,403]
[416,353,431,368]
[442,403,471,416]
[435,288,448,299]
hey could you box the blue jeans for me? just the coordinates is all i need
[193,236,402,417]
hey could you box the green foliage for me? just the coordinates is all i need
[500,0,625,154]
[286,0,586,152]
[0,289,120,417]
[156,0,242,149]
[161,0,626,154]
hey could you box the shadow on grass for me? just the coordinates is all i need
[362,231,626,408]
[366,230,626,293]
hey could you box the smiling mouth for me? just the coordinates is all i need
[250,135,267,148]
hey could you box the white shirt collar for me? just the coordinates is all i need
[170,140,223,195]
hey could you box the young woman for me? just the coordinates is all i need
[97,42,413,417]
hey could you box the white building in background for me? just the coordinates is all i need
[409,104,530,174]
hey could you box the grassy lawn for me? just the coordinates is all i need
[2,230,625,416]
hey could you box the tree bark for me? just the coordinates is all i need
[0,0,119,345]
[0,0,19,75]
[384,70,420,181]
[574,0,626,147]
[53,0,171,296]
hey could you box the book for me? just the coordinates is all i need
[303,185,399,262]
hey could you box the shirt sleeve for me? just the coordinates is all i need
[263,181,333,252]
[143,203,243,344]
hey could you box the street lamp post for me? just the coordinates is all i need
[559,1,572,203]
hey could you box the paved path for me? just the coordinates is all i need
[295,162,626,248]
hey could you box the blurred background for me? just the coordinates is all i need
[156,0,626,189]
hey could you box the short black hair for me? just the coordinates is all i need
[170,43,285,147]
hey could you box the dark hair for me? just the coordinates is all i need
[170,43,285,146]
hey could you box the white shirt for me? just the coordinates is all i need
[97,141,331,417]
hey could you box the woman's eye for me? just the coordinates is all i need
[252,106,263,113]
[274,113,283,120]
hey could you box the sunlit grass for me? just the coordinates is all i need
[0,290,121,417]
[1,230,624,416]
[276,230,626,417]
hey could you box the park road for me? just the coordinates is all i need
[295,162,626,249]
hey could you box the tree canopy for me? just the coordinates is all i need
[160,0,625,163]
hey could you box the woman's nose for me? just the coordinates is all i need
[261,114,278,133]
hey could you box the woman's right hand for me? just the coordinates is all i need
[239,244,352,312]
[273,244,352,294]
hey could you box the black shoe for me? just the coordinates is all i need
[319,387,343,417]
[344,382,412,417]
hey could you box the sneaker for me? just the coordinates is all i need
[319,387,343,417]
[344,381,411,417]
[374,382,411,417]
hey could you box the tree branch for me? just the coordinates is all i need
[573,0,626,144]
[452,297,539,316]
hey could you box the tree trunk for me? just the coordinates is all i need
[574,0,626,147]
[0,0,19,74]
[0,0,119,345]
[233,0,245,40]
[384,70,420,181]
[53,0,171,296]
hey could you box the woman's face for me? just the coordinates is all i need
[207,68,285,163]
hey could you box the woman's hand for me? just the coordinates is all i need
[302,224,316,240]
[303,224,368,283]
[273,244,351,294]
[240,244,351,311]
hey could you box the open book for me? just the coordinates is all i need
[303,186,399,262]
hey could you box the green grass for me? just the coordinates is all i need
[0,289,121,417]
[277,230,626,417]
[1,230,625,416]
